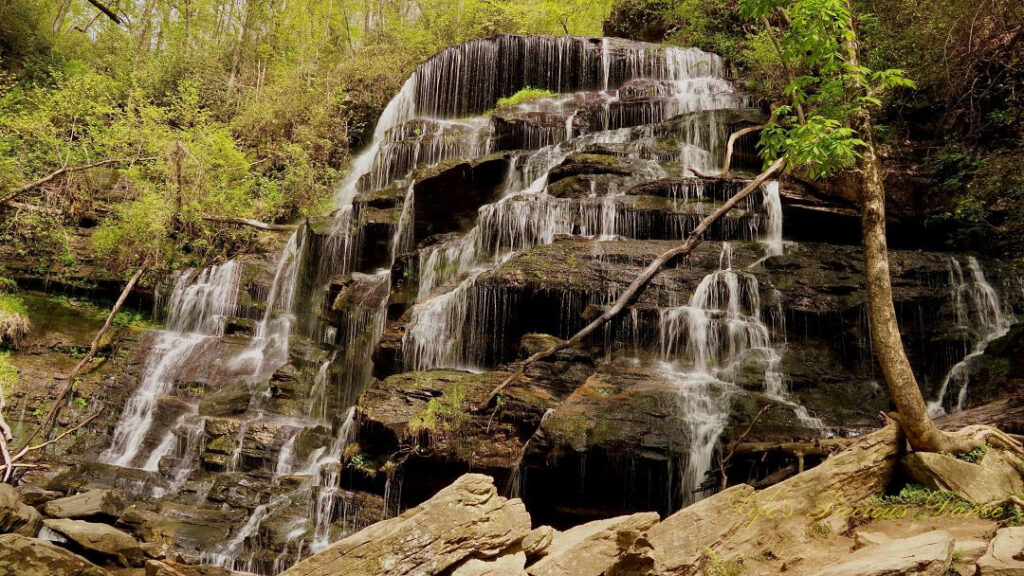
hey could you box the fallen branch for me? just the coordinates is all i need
[719,124,764,178]
[201,216,298,231]
[0,157,156,207]
[480,156,787,408]
[19,263,147,450]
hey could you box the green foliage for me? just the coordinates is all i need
[736,0,915,178]
[1,0,614,276]
[495,88,559,110]
[938,444,988,464]
[0,352,17,389]
[0,293,31,347]
[408,385,468,439]
[875,483,944,507]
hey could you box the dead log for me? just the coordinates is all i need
[934,396,1024,434]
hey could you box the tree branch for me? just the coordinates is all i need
[201,216,298,231]
[84,0,123,25]
[720,124,764,178]
[19,263,147,451]
[0,157,157,207]
[479,157,787,408]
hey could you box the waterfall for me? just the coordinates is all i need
[100,35,790,572]
[101,262,241,468]
[927,257,1014,416]
[657,243,820,503]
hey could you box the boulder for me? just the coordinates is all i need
[526,512,659,576]
[902,450,1024,503]
[0,483,43,536]
[0,533,110,576]
[522,526,557,560]
[44,489,126,521]
[955,539,991,564]
[281,474,531,576]
[977,527,1024,576]
[43,518,144,567]
[818,530,954,576]
[451,552,528,576]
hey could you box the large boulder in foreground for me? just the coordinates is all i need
[526,512,659,576]
[818,530,954,576]
[0,533,110,576]
[902,450,1024,504]
[282,473,531,576]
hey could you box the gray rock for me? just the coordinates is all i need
[281,473,530,576]
[818,530,954,576]
[43,518,144,567]
[0,483,42,536]
[0,533,110,575]
[44,489,125,521]
[977,527,1024,576]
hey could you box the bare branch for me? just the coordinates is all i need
[84,0,124,25]
[19,263,147,450]
[0,157,157,207]
[720,124,764,178]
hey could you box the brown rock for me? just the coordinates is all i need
[451,552,528,576]
[818,530,954,576]
[0,533,110,576]
[526,512,659,576]
[44,489,126,521]
[43,518,144,567]
[977,527,1024,576]
[522,526,556,560]
[282,473,531,576]
[0,483,43,536]
[902,451,1024,504]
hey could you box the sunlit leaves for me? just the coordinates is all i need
[738,0,916,181]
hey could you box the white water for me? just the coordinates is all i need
[102,262,241,468]
[927,257,1014,416]
[657,243,821,503]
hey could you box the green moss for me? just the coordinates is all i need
[700,548,745,576]
[494,87,558,111]
[408,383,468,437]
[0,352,18,389]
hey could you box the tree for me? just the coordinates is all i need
[738,0,1021,454]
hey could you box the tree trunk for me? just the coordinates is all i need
[855,115,946,453]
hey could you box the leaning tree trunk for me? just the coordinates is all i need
[855,112,947,453]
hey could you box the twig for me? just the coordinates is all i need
[719,405,771,489]
[0,157,157,207]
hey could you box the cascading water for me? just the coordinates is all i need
[101,262,241,468]
[656,243,820,503]
[98,35,815,573]
[927,256,1014,416]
